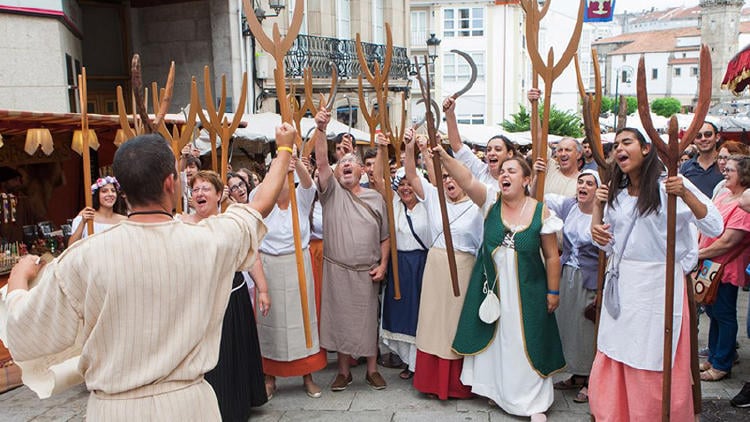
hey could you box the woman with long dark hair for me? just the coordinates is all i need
[589,128,722,420]
[69,176,126,246]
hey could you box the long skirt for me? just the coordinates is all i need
[413,248,475,399]
[589,290,694,421]
[556,265,596,376]
[258,251,326,377]
[381,249,428,371]
[205,273,267,421]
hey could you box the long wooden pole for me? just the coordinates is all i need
[78,69,94,236]
[243,0,311,348]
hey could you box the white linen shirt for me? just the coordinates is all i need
[250,184,316,255]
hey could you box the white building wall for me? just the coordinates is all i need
[0,14,81,112]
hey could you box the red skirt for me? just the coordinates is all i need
[413,350,473,400]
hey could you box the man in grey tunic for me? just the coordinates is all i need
[313,108,390,391]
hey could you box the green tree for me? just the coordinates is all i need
[603,96,637,115]
[651,97,682,118]
[502,103,583,138]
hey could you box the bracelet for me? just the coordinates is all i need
[277,146,293,154]
[547,290,559,295]
[317,127,326,134]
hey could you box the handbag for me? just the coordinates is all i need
[478,276,500,324]
[692,205,743,305]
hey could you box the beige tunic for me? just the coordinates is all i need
[5,205,266,420]
[318,179,388,357]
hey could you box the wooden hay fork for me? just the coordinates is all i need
[355,23,403,300]
[636,45,712,422]
[520,0,584,200]
[242,0,314,349]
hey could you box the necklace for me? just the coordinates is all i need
[501,197,529,249]
[127,210,174,218]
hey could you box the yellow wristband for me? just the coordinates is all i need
[277,146,293,154]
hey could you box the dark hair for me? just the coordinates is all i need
[92,182,123,211]
[190,170,223,194]
[487,135,516,156]
[227,172,251,193]
[608,128,663,216]
[720,140,749,156]
[704,121,719,135]
[501,156,533,196]
[113,134,177,208]
[730,155,750,188]
[184,155,201,170]
[363,148,378,161]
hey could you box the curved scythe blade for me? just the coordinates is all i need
[450,50,477,99]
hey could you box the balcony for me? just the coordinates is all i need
[283,34,410,81]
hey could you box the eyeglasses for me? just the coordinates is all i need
[695,131,714,139]
[229,184,244,193]
[441,174,453,180]
[191,186,214,195]
[718,155,730,161]
[723,167,738,173]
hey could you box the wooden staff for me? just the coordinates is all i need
[354,24,403,300]
[520,0,584,200]
[297,66,338,158]
[574,50,611,355]
[242,0,312,349]
[78,69,94,236]
[635,46,712,421]
[196,67,226,173]
[415,55,460,297]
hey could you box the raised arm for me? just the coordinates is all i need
[248,123,295,217]
[313,107,333,190]
[432,144,487,206]
[404,131,425,200]
[443,97,463,152]
[416,134,437,186]
[371,132,389,197]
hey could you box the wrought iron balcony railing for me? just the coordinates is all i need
[283,34,410,81]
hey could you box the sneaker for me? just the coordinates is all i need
[330,373,353,392]
[730,382,750,408]
[698,347,710,358]
[366,371,387,390]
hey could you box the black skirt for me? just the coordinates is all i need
[206,272,267,421]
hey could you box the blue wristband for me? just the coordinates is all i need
[547,290,560,295]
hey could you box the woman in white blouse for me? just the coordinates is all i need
[68,176,126,246]
[590,128,722,421]
[250,152,327,399]
[403,131,484,400]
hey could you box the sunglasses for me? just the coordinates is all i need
[695,131,714,139]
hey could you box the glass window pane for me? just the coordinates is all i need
[460,8,469,19]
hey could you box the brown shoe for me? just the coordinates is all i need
[330,373,353,391]
[366,371,387,390]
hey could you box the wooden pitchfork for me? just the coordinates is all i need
[355,23,403,300]
[115,54,175,140]
[520,0,584,200]
[78,68,94,236]
[635,45,712,421]
[415,55,461,298]
[195,67,248,181]
[242,0,313,349]
[293,66,338,158]
[573,49,612,351]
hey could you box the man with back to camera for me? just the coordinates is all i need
[4,123,297,420]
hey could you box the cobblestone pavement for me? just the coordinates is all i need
[2,291,750,421]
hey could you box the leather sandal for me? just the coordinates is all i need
[573,386,589,403]
[700,368,730,382]
[699,361,712,372]
[399,369,414,380]
[553,375,586,390]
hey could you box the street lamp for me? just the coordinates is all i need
[253,0,285,21]
[426,33,441,63]
[612,65,633,129]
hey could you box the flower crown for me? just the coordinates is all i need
[91,176,120,195]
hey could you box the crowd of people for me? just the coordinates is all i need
[5,89,750,422]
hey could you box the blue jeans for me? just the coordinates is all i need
[706,282,739,372]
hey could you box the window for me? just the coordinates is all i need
[691,67,699,76]
[444,8,483,38]
[457,114,484,125]
[66,54,77,112]
[674,67,681,77]
[372,0,384,43]
[652,68,658,80]
[411,11,427,47]
[443,51,485,82]
[288,0,307,34]
[336,0,350,39]
[620,69,630,83]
